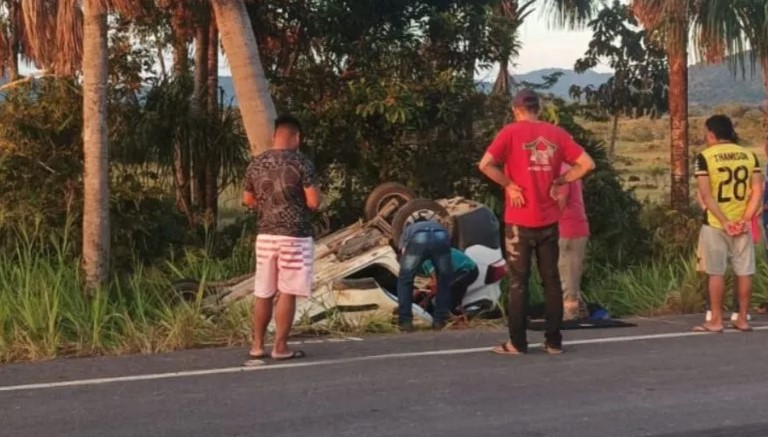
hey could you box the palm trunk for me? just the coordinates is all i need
[82,0,110,291]
[762,57,768,132]
[609,112,620,157]
[7,0,20,81]
[668,22,690,210]
[493,58,511,95]
[192,13,210,214]
[205,18,220,227]
[211,0,276,156]
[170,3,190,76]
[170,3,192,221]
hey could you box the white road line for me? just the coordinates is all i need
[1,327,766,393]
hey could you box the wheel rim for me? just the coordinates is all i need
[403,208,443,227]
[377,194,411,219]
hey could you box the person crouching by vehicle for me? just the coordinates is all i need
[418,248,479,317]
[396,219,453,332]
[554,163,590,321]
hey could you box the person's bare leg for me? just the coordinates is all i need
[705,275,726,330]
[272,293,297,358]
[251,296,274,356]
[734,275,752,330]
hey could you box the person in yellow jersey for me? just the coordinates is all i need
[693,115,763,333]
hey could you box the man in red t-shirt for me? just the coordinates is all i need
[479,89,595,355]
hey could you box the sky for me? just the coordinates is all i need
[476,11,611,83]
[19,10,607,79]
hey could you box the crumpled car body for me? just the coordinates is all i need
[210,195,506,328]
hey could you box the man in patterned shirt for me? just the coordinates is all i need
[243,115,322,362]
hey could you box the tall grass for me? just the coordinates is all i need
[522,252,768,318]
[0,226,254,363]
[3,221,768,363]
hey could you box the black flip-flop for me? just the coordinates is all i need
[272,350,307,361]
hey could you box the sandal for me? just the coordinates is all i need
[730,323,753,332]
[272,350,307,361]
[248,351,269,360]
[692,324,724,333]
[492,342,524,355]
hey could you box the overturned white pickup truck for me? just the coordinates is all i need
[178,183,507,328]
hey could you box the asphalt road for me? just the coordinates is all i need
[1,315,768,437]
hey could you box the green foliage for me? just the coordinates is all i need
[0,79,83,233]
[0,77,249,267]
[572,0,668,121]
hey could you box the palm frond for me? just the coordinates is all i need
[541,0,601,29]
[690,0,750,77]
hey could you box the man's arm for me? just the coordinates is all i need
[242,191,257,209]
[695,190,706,210]
[741,172,764,221]
[301,156,323,211]
[554,152,595,187]
[697,175,731,227]
[478,153,519,190]
[304,186,323,211]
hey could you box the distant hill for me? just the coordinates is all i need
[507,60,766,105]
[513,68,613,98]
[212,60,768,108]
[688,58,765,105]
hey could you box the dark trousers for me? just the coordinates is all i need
[505,224,563,351]
[397,230,452,326]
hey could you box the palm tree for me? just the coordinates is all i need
[0,0,22,80]
[210,0,276,156]
[19,0,143,290]
[632,0,748,209]
[81,0,110,290]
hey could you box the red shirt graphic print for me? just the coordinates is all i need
[486,120,585,227]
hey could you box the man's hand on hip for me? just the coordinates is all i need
[505,183,525,208]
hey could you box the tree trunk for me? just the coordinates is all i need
[205,17,220,227]
[493,58,511,95]
[667,15,689,210]
[208,19,219,116]
[609,112,620,157]
[762,57,768,133]
[82,0,110,291]
[169,2,192,221]
[170,3,190,76]
[192,11,210,214]
[7,0,20,81]
[211,0,276,156]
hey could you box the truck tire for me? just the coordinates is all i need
[364,182,417,221]
[391,199,452,245]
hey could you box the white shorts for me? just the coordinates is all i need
[697,225,755,276]
[254,235,314,298]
